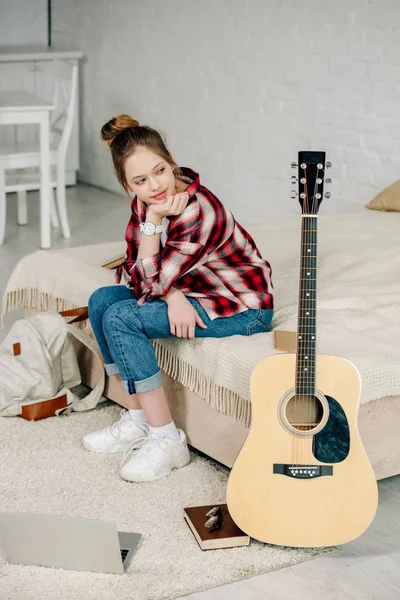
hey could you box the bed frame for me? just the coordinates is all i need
[67,327,400,481]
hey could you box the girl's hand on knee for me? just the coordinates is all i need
[167,295,208,339]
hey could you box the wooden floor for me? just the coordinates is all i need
[180,475,400,600]
[1,186,399,600]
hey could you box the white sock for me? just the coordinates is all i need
[128,409,147,424]
[149,421,180,441]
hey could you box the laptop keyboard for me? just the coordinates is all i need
[120,548,129,562]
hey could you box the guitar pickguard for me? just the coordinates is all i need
[313,395,350,463]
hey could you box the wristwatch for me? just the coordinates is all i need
[140,222,163,236]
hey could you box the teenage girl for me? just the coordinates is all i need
[82,114,274,482]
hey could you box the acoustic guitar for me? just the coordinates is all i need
[226,151,378,547]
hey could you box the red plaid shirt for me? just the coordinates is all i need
[115,167,274,320]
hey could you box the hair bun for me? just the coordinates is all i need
[100,114,139,147]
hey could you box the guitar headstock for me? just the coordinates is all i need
[291,151,331,215]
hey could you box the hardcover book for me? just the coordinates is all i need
[102,255,124,269]
[183,504,250,551]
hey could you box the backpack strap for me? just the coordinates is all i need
[66,322,105,411]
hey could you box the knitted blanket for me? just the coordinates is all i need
[2,210,400,426]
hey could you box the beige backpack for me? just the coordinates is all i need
[0,308,105,420]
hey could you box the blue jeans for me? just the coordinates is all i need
[88,285,273,395]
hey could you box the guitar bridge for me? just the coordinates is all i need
[273,464,333,478]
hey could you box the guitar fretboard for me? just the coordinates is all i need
[296,215,317,395]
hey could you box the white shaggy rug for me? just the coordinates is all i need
[0,402,335,600]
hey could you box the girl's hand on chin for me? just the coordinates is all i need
[147,192,189,219]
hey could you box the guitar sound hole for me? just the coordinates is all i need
[285,395,324,432]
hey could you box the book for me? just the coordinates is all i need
[102,255,125,270]
[183,503,250,551]
[274,329,297,352]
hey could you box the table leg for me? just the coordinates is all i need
[0,166,5,245]
[39,112,51,249]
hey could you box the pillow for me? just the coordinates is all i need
[365,180,400,212]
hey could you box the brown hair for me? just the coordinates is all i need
[100,113,182,192]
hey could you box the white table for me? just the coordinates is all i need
[0,90,54,249]
[0,45,83,186]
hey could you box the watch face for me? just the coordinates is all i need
[143,223,156,235]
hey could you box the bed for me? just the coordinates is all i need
[2,209,400,480]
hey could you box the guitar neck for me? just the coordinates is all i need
[292,151,331,396]
[293,150,329,395]
[295,215,318,395]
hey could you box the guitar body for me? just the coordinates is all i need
[227,352,378,547]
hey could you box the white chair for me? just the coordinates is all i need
[0,60,78,245]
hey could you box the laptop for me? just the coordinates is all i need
[0,512,141,575]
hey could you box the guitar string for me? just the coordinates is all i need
[293,164,304,469]
[299,175,307,468]
[298,163,321,468]
[304,219,310,456]
[292,165,299,470]
[293,197,299,468]
[297,168,309,469]
[295,165,308,468]
[303,172,311,466]
[303,169,318,458]
[310,167,320,439]
[294,160,322,468]
[305,170,317,440]
[304,176,311,456]
[303,167,321,464]
[305,170,314,466]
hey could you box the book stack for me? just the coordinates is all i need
[183,504,250,551]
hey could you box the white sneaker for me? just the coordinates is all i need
[82,410,148,453]
[119,429,191,482]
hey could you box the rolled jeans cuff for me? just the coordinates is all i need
[105,363,120,376]
[122,370,163,395]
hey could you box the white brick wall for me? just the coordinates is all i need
[0,1,47,45]
[53,0,400,223]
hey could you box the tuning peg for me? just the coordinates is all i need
[291,162,298,169]
[291,176,297,184]
[291,191,298,199]
[325,178,332,184]
[324,192,331,199]
[326,161,332,168]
